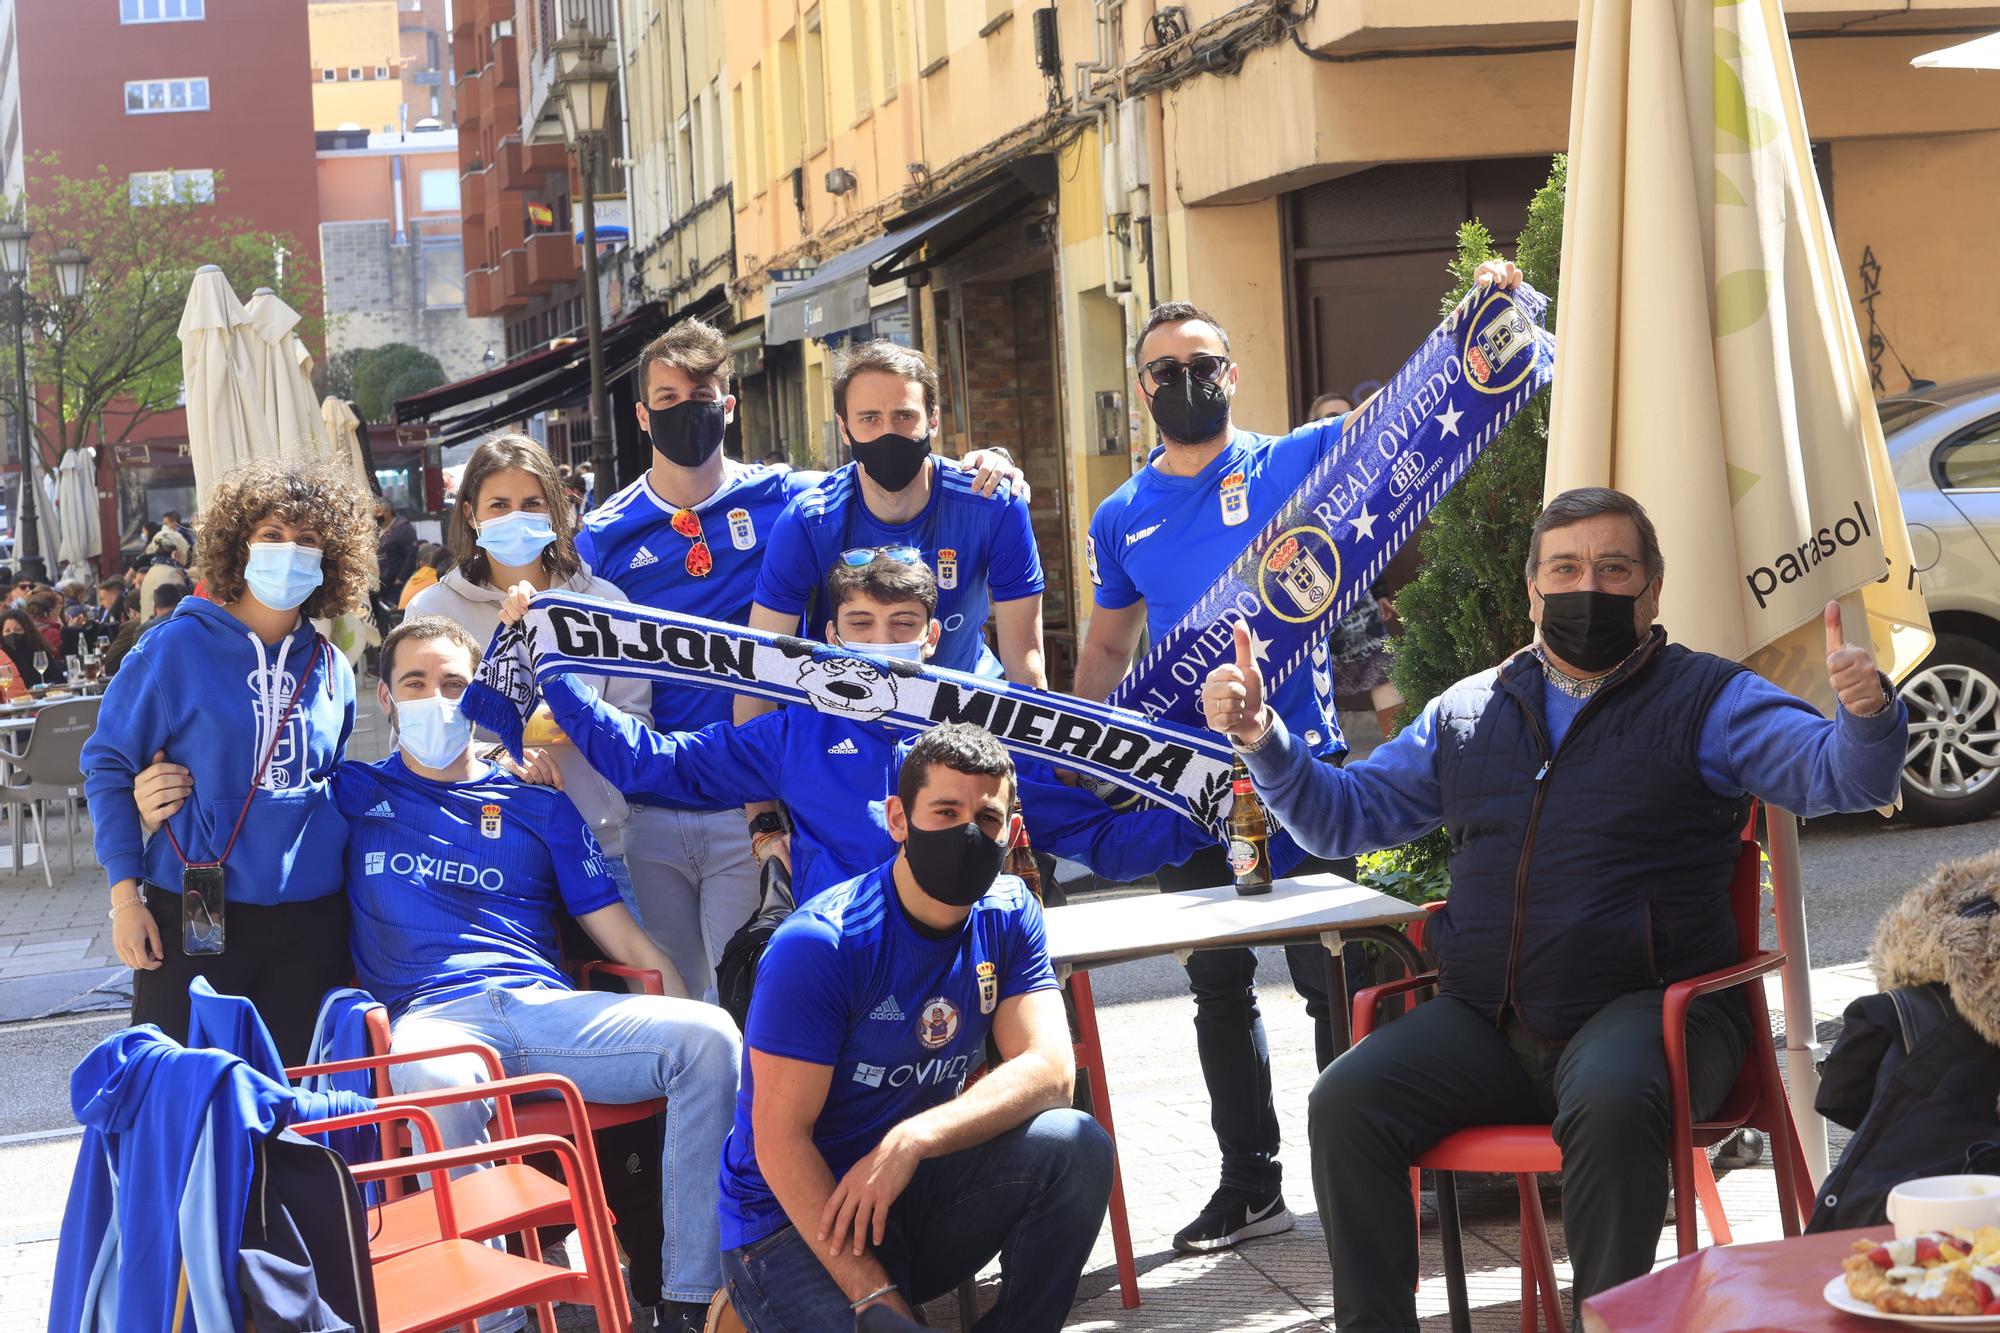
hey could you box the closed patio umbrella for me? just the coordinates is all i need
[1911,31,2000,71]
[17,462,58,573]
[178,265,265,506]
[54,446,99,567]
[1547,0,1933,1184]
[319,394,371,489]
[241,287,324,464]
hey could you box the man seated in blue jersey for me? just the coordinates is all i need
[501,552,1209,904]
[336,616,744,1332]
[716,723,1112,1331]
[738,343,1046,863]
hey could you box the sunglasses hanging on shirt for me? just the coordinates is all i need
[670,508,713,577]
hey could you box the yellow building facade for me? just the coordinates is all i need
[309,0,406,133]
[718,1,2000,686]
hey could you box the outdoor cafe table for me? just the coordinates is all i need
[1043,873,1429,1056]
[1582,1227,1913,1332]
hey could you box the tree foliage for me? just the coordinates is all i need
[349,342,446,424]
[1364,155,1568,895]
[5,159,318,464]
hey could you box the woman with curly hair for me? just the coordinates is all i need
[81,459,375,1060]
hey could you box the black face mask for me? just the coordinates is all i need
[1147,374,1231,445]
[1538,589,1642,673]
[648,399,728,468]
[848,430,932,493]
[902,819,1007,908]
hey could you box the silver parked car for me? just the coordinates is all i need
[1883,375,2000,824]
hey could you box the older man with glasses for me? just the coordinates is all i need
[1072,267,1518,1256]
[1203,486,1909,1330]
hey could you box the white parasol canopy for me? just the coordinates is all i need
[54,446,99,567]
[1911,31,2000,71]
[177,265,265,506]
[319,394,371,488]
[241,287,326,464]
[1548,0,1934,1186]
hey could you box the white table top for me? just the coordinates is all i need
[1045,873,1428,972]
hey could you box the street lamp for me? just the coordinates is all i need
[551,19,618,493]
[0,221,89,581]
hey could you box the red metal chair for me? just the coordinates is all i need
[296,1081,634,1333]
[361,961,669,1142]
[1350,832,1811,1333]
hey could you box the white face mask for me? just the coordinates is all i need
[838,636,927,663]
[394,692,474,770]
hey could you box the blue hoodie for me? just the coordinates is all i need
[82,597,355,906]
[50,1025,370,1333]
[542,674,1215,903]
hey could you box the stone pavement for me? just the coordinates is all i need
[0,700,1882,1332]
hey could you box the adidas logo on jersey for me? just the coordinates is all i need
[365,800,394,818]
[629,546,659,569]
[827,738,859,755]
[868,996,906,1022]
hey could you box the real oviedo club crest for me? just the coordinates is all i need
[727,507,756,551]
[1219,472,1249,527]
[976,960,998,1015]
[937,547,959,590]
[480,803,503,839]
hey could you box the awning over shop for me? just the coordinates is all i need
[394,302,667,446]
[764,157,1055,346]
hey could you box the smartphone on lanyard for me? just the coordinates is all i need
[182,863,226,954]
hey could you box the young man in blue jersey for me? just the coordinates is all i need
[1072,266,1521,1254]
[716,723,1112,1331]
[143,616,742,1331]
[743,339,1046,686]
[578,319,1024,998]
[500,554,1209,905]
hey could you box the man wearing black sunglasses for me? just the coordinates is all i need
[1073,263,1521,1256]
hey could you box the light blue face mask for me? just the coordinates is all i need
[837,635,929,663]
[475,510,559,569]
[394,692,474,770]
[243,542,325,612]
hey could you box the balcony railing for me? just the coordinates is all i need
[524,230,577,292]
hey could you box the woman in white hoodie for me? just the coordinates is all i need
[407,434,661,940]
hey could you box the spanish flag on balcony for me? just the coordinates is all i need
[526,202,555,230]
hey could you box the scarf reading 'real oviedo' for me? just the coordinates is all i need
[462,282,1554,837]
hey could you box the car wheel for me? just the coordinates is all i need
[1898,633,2000,826]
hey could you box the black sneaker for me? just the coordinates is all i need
[1172,1186,1295,1253]
[646,1300,712,1332]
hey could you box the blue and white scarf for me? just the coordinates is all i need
[462,592,1247,834]
[1109,281,1556,728]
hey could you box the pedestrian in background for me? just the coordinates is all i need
[83,459,374,1063]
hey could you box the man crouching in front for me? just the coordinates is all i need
[717,722,1112,1331]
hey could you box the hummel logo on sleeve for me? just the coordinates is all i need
[365,800,395,818]
[868,996,905,1021]
[1125,522,1164,548]
[629,546,659,569]
[827,737,860,755]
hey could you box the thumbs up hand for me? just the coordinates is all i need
[1825,600,1892,718]
[1203,621,1270,746]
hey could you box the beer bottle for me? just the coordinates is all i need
[1227,756,1274,894]
[1006,797,1045,902]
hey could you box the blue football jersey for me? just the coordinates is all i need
[333,756,620,1017]
[1088,425,1347,755]
[576,461,822,732]
[716,864,1057,1249]
[752,461,1043,677]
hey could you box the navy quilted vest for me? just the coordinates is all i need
[1428,630,1751,1041]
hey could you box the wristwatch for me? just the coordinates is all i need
[748,811,785,839]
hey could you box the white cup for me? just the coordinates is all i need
[1885,1175,2000,1240]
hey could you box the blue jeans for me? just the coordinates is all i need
[721,1109,1113,1333]
[388,982,741,1303]
[625,805,762,1004]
